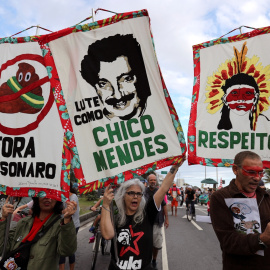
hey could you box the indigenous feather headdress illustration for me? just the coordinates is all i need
[205,41,270,130]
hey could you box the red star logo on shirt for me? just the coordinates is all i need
[119,225,144,256]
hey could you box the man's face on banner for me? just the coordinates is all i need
[224,85,258,115]
[95,56,140,119]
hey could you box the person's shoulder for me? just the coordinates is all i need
[70,193,78,201]
[211,186,231,199]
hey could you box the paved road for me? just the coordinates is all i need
[64,204,222,270]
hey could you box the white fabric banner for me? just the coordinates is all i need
[0,42,63,190]
[196,34,270,160]
[48,16,183,183]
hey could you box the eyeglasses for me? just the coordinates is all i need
[126,191,143,198]
[239,166,264,178]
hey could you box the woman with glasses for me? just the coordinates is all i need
[100,160,185,270]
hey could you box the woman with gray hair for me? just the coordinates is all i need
[100,160,185,270]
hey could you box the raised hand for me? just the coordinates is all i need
[1,196,14,220]
[103,185,114,208]
[62,201,77,224]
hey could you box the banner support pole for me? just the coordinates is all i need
[110,202,118,262]
[36,25,40,36]
[1,196,13,259]
[92,8,95,22]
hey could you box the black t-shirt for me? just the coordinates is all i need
[110,198,158,270]
[185,190,195,201]
[144,187,166,227]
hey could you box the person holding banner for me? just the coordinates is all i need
[210,151,270,270]
[0,197,77,270]
[100,161,184,270]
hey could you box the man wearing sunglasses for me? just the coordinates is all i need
[210,150,270,270]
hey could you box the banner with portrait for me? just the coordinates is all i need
[0,36,82,201]
[40,10,186,190]
[188,27,270,168]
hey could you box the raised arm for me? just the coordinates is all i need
[100,186,115,240]
[90,197,103,211]
[154,157,186,208]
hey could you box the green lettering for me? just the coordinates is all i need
[209,132,217,148]
[106,122,122,143]
[141,115,155,134]
[230,132,241,149]
[93,151,108,172]
[217,132,229,148]
[120,121,129,140]
[105,148,118,169]
[130,141,144,161]
[154,135,168,154]
[127,118,140,137]
[116,144,132,166]
[144,137,155,157]
[198,130,208,148]
[241,133,249,149]
[256,133,267,150]
[251,133,255,149]
[93,127,108,147]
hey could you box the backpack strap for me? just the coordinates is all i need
[31,215,61,244]
[2,215,61,258]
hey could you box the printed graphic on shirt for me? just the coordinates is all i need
[117,225,144,269]
[4,257,21,270]
[225,198,263,256]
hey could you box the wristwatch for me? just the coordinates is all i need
[258,234,268,249]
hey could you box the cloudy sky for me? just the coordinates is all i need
[1,0,269,187]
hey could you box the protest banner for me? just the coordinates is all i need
[39,10,186,191]
[188,27,270,168]
[0,36,82,201]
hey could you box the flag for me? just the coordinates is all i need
[188,27,270,168]
[39,10,186,191]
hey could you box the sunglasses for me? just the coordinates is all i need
[239,166,264,178]
[126,191,143,198]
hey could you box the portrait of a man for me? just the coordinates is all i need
[117,229,131,246]
[81,34,151,120]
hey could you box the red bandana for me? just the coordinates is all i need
[22,213,53,243]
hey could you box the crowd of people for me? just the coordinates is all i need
[0,150,270,270]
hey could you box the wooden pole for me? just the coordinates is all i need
[36,25,40,36]
[1,196,13,259]
[110,202,118,262]
[92,8,95,22]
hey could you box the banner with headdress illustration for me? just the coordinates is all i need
[39,10,186,191]
[0,36,84,201]
[188,27,270,168]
